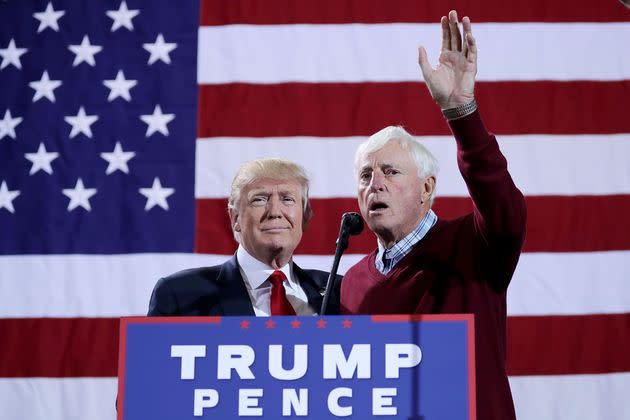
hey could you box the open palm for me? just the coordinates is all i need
[419,11,477,110]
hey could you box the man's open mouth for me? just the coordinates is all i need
[369,202,389,212]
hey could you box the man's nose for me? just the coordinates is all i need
[369,171,385,191]
[266,195,283,218]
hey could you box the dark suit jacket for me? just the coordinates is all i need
[148,255,342,316]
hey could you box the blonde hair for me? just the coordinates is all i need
[228,158,312,223]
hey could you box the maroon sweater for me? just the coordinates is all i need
[341,110,527,420]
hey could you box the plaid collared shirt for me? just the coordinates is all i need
[375,209,438,275]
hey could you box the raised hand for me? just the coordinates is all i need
[418,10,477,110]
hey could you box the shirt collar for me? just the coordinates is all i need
[236,245,293,289]
[375,209,437,271]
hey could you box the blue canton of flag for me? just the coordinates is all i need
[0,0,199,254]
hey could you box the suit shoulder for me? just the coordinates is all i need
[149,263,229,316]
[155,264,225,291]
[162,265,223,281]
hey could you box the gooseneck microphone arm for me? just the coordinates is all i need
[320,212,364,315]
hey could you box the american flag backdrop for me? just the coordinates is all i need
[1,0,630,419]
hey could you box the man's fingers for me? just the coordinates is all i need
[462,16,471,56]
[448,10,462,52]
[465,33,477,63]
[418,46,433,80]
[462,16,477,63]
[440,16,450,51]
[462,16,472,36]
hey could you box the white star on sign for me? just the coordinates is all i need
[64,106,99,139]
[33,1,65,33]
[29,71,62,103]
[68,35,103,67]
[0,181,20,213]
[143,33,177,65]
[0,109,23,140]
[25,142,59,175]
[140,105,175,137]
[103,70,137,102]
[139,177,174,211]
[106,0,140,32]
[62,178,97,211]
[101,142,135,175]
[0,39,28,70]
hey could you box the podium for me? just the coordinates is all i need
[117,315,476,419]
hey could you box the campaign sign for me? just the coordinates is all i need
[117,315,475,419]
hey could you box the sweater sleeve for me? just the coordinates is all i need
[448,110,527,291]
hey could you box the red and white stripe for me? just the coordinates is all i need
[198,23,630,83]
[4,1,630,418]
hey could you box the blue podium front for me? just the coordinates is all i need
[117,315,476,419]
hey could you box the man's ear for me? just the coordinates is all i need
[301,199,311,232]
[229,209,240,232]
[421,176,436,204]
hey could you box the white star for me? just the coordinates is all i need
[25,142,59,175]
[143,33,177,65]
[0,109,23,140]
[101,142,135,175]
[139,177,174,211]
[139,105,175,137]
[33,2,65,33]
[64,106,99,139]
[0,181,20,213]
[106,0,140,32]
[29,71,62,103]
[62,178,97,211]
[68,35,103,67]
[103,70,137,102]
[0,39,28,70]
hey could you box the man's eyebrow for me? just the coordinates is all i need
[277,188,298,195]
[248,187,298,196]
[360,163,395,172]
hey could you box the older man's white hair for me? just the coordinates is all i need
[354,126,440,205]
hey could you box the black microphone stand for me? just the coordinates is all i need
[320,213,363,315]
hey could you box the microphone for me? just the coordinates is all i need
[339,212,364,238]
[320,212,364,315]
[336,212,364,252]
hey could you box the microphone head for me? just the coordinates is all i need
[342,212,364,236]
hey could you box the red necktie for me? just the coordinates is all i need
[269,270,296,316]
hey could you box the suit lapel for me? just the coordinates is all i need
[294,263,326,315]
[216,255,256,316]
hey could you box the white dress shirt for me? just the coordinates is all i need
[236,245,316,316]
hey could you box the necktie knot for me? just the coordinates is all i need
[269,270,286,287]
[268,270,295,316]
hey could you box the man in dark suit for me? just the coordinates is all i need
[148,158,340,316]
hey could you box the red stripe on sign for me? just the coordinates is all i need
[200,0,630,25]
[507,313,630,376]
[195,195,630,254]
[197,82,630,138]
[2,314,630,377]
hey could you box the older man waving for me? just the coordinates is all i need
[341,11,527,420]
